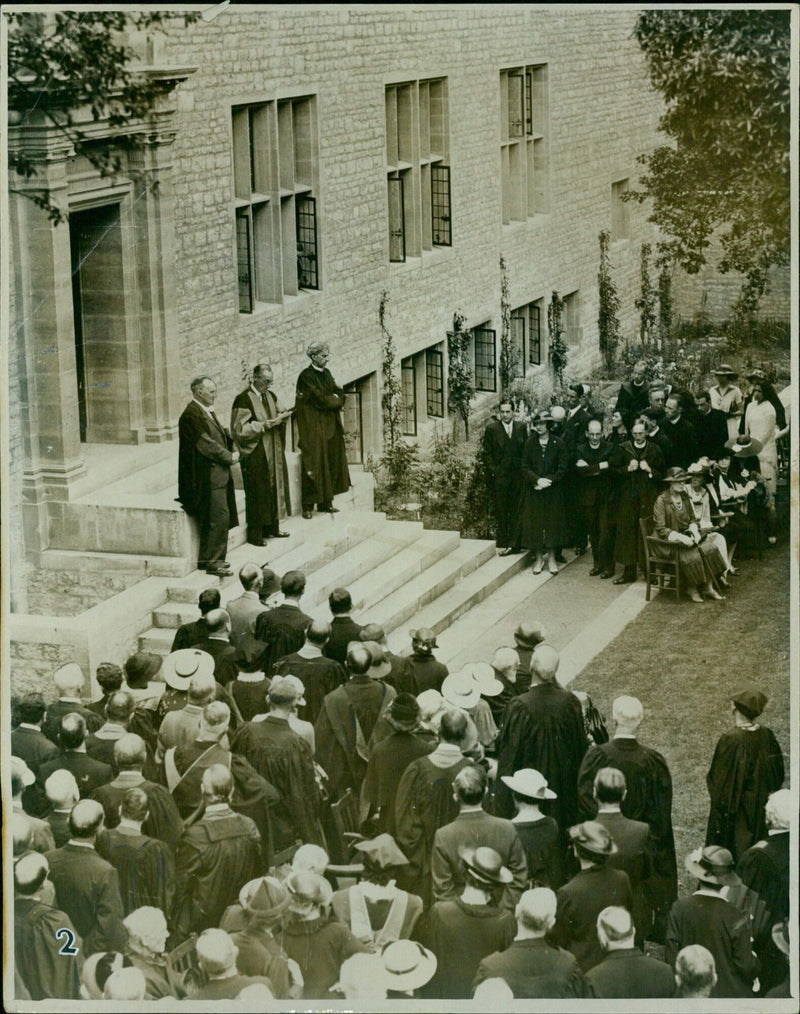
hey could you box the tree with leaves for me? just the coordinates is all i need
[597,230,622,372]
[7,9,197,223]
[629,9,790,305]
[447,310,475,440]
[657,266,673,351]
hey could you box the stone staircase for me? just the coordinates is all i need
[137,508,531,661]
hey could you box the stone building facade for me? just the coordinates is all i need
[7,6,664,595]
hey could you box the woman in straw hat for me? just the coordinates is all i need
[652,467,727,602]
[686,460,734,581]
[709,365,743,441]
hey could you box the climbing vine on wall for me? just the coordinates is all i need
[498,256,518,396]
[597,229,622,371]
[447,309,475,440]
[547,291,568,386]
[379,290,403,450]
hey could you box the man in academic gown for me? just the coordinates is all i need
[295,341,351,517]
[576,695,677,941]
[14,852,83,1000]
[482,399,527,553]
[314,643,396,801]
[694,390,730,461]
[92,733,183,852]
[231,676,324,850]
[231,363,293,546]
[608,420,665,584]
[273,619,345,724]
[494,645,588,830]
[573,420,615,576]
[254,570,313,675]
[705,688,784,861]
[96,786,175,916]
[177,375,240,576]
[614,360,650,431]
[37,712,113,800]
[394,710,475,906]
[323,588,364,666]
[172,765,262,942]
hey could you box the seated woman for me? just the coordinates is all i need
[709,442,772,557]
[652,468,727,603]
[685,461,732,585]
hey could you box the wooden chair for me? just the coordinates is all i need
[325,788,365,889]
[166,934,206,998]
[639,518,682,601]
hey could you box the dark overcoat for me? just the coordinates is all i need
[518,435,569,551]
[295,365,351,504]
[177,399,239,526]
[231,386,291,530]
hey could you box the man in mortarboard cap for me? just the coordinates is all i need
[705,688,784,861]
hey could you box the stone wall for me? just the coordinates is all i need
[25,567,144,617]
[673,251,791,323]
[162,6,663,424]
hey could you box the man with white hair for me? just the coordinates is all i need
[584,906,674,998]
[674,944,717,998]
[14,852,82,1000]
[103,967,147,1001]
[44,769,80,847]
[42,662,102,744]
[123,906,173,999]
[487,646,522,726]
[192,928,276,1000]
[173,764,262,941]
[576,694,677,940]
[11,758,56,853]
[736,788,791,993]
[96,786,175,916]
[494,644,588,830]
[472,887,587,998]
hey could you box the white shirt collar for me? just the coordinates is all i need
[193,397,216,417]
[19,723,41,731]
[67,839,95,849]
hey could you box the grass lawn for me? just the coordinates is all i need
[571,539,791,898]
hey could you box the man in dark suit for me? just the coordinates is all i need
[483,400,527,554]
[230,363,292,546]
[86,690,157,779]
[177,375,240,577]
[573,420,615,576]
[694,390,729,461]
[12,693,60,775]
[192,608,239,686]
[44,799,127,955]
[38,713,113,799]
[609,420,665,584]
[662,394,699,469]
[254,570,312,675]
[171,587,220,653]
[323,587,364,666]
[273,619,345,724]
[592,767,653,942]
[614,361,650,431]
[473,887,588,998]
[431,765,527,911]
[586,906,674,998]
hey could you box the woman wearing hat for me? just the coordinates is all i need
[518,410,569,575]
[686,460,733,581]
[379,939,437,998]
[501,769,563,889]
[705,689,785,862]
[709,365,743,442]
[282,871,368,998]
[227,877,302,998]
[652,467,727,602]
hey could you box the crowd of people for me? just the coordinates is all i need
[11,568,790,1001]
[484,362,788,592]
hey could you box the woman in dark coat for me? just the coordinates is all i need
[651,468,727,602]
[706,689,785,861]
[518,411,568,575]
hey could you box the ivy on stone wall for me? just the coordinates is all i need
[657,267,673,349]
[597,230,622,372]
[379,290,403,450]
[547,291,568,386]
[498,256,517,396]
[634,242,657,349]
[447,309,475,440]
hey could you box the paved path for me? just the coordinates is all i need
[437,550,650,683]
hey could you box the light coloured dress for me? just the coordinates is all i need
[710,383,744,441]
[744,399,778,493]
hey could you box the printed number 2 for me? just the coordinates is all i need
[55,928,79,956]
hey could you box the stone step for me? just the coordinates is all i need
[386,548,534,654]
[370,539,498,642]
[347,528,461,615]
[163,510,387,603]
[37,548,194,579]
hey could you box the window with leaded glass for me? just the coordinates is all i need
[474,327,497,392]
[386,77,451,261]
[401,356,417,435]
[232,95,319,310]
[426,348,444,417]
[500,64,549,224]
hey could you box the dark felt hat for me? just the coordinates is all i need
[685,846,737,886]
[569,821,618,856]
[259,567,281,599]
[124,652,162,685]
[660,466,691,484]
[724,435,763,458]
[732,688,767,720]
[388,693,420,728]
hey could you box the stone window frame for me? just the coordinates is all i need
[611,177,631,243]
[386,77,451,263]
[499,63,550,224]
[232,94,320,311]
[510,298,546,376]
[562,290,583,348]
